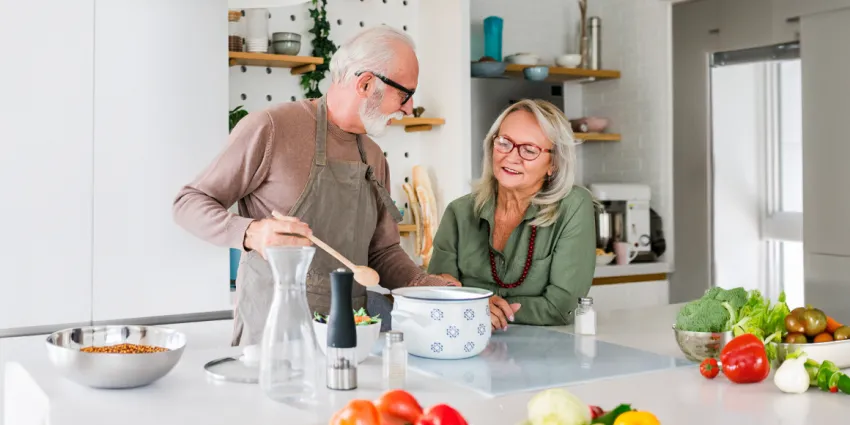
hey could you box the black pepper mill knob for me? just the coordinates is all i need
[326,268,357,390]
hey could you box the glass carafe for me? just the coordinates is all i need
[259,246,322,405]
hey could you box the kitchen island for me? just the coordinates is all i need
[1,304,844,425]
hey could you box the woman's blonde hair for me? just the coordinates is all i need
[472,99,580,227]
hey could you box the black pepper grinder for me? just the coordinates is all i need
[326,268,357,390]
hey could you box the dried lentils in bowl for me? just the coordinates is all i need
[80,343,169,354]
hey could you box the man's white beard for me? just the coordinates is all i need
[359,90,403,137]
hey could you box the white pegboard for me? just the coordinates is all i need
[228,0,426,257]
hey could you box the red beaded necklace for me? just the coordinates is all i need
[488,224,538,289]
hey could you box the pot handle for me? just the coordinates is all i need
[390,310,427,328]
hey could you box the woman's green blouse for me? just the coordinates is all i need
[427,187,597,326]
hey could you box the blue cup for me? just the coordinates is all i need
[483,16,503,61]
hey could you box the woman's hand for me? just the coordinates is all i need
[490,295,521,331]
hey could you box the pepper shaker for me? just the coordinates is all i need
[326,268,358,390]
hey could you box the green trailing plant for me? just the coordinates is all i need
[300,0,337,99]
[229,105,249,132]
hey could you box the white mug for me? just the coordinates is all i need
[613,242,639,265]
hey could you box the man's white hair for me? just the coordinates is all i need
[329,25,415,85]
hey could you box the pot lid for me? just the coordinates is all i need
[391,287,493,301]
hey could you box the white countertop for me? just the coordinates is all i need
[1,304,844,425]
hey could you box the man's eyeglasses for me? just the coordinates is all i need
[355,70,415,106]
[493,135,553,161]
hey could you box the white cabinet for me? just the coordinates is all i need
[0,0,95,330]
[91,0,231,321]
[717,0,775,51]
[800,9,850,258]
[588,280,670,312]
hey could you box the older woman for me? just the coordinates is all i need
[428,99,596,330]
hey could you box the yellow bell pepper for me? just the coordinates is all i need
[613,411,660,425]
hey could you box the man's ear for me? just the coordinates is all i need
[355,72,373,99]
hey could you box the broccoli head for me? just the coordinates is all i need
[675,298,736,333]
[711,287,748,311]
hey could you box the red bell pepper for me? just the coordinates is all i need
[414,404,469,425]
[719,333,770,384]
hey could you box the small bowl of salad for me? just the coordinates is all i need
[312,308,382,364]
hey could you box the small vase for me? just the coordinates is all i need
[259,246,323,406]
[580,36,589,69]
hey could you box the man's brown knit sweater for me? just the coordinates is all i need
[172,99,441,289]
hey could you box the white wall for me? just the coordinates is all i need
[580,0,675,270]
[710,63,764,292]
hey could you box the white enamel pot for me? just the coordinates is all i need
[390,287,493,360]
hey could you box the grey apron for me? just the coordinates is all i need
[231,97,402,346]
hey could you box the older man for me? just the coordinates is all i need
[173,26,456,346]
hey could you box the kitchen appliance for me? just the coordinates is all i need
[590,183,656,262]
[390,287,493,360]
[326,268,358,391]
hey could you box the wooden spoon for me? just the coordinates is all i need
[271,211,380,287]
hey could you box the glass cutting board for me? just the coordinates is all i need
[375,326,693,398]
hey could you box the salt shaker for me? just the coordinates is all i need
[382,331,408,389]
[574,297,597,335]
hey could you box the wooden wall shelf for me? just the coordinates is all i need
[390,117,446,133]
[228,52,323,75]
[575,133,621,141]
[398,224,417,235]
[502,64,621,83]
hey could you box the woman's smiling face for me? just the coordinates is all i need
[491,110,554,192]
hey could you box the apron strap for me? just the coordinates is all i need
[356,135,403,224]
[314,97,329,166]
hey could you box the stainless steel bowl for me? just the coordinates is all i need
[672,325,733,362]
[775,339,850,368]
[45,325,186,389]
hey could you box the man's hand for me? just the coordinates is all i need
[438,274,462,287]
[490,295,521,332]
[243,213,313,259]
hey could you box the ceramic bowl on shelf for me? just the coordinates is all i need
[45,325,186,389]
[523,66,549,81]
[272,32,300,42]
[273,40,301,55]
[555,54,582,68]
[471,61,507,77]
[312,320,381,364]
[390,287,493,360]
[505,53,540,65]
[672,325,733,362]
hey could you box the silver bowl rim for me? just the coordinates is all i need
[671,324,733,335]
[45,325,188,355]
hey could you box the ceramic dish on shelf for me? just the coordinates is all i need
[556,54,582,68]
[505,53,539,65]
[471,61,507,77]
[523,66,549,81]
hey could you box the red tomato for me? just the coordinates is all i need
[330,400,381,425]
[373,389,424,425]
[700,358,719,379]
